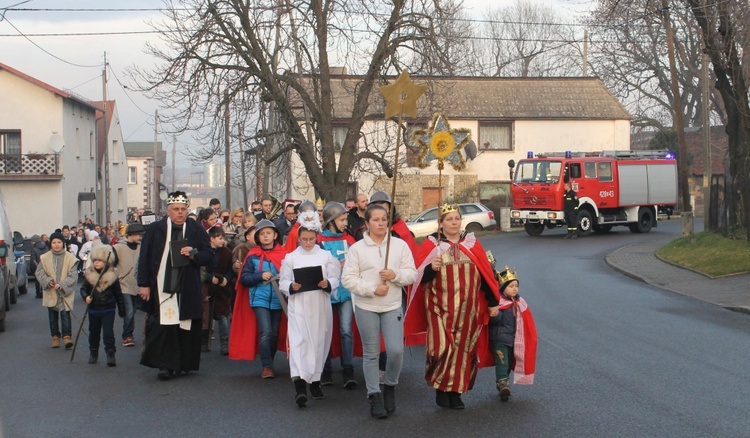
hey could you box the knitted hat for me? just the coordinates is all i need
[49,232,65,244]
[90,245,114,265]
[31,234,41,243]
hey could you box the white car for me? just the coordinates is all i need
[406,203,497,238]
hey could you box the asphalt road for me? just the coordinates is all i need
[2,220,749,437]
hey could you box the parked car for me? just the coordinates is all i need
[0,263,6,331]
[0,189,19,311]
[406,203,497,238]
[14,247,28,295]
[19,237,34,279]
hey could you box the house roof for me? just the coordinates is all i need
[124,141,167,167]
[292,76,631,121]
[686,127,729,176]
[0,62,101,111]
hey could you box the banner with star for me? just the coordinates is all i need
[413,113,470,171]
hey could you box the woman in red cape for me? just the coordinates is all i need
[404,204,500,409]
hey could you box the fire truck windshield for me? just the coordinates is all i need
[514,161,562,183]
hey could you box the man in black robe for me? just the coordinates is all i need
[138,191,213,380]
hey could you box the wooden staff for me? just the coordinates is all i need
[383,107,404,271]
[71,251,111,362]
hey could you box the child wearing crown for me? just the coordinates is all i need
[489,267,538,401]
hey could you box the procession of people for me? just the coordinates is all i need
[34,189,536,419]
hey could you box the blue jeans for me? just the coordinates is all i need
[354,307,403,395]
[121,295,139,340]
[48,308,71,337]
[89,309,116,352]
[253,307,282,368]
[324,300,354,372]
[216,315,229,340]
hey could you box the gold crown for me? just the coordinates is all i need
[439,203,459,218]
[166,192,190,207]
[499,266,518,284]
[315,197,325,209]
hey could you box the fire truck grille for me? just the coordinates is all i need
[521,195,551,206]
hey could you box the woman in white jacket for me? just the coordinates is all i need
[341,204,417,419]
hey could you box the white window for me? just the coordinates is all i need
[479,123,512,151]
[118,188,124,210]
[128,166,137,184]
[112,140,119,162]
[0,131,22,155]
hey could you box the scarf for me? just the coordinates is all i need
[157,218,188,328]
[498,295,537,384]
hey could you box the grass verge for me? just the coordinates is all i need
[656,230,750,278]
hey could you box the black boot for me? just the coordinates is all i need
[294,378,308,407]
[320,369,333,386]
[497,379,511,402]
[342,367,357,389]
[448,392,465,409]
[435,389,450,408]
[310,381,324,400]
[220,337,229,355]
[88,349,98,364]
[201,329,210,352]
[368,393,388,419]
[106,350,116,367]
[383,384,396,414]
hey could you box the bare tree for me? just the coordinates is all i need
[129,0,464,202]
[588,0,726,130]
[476,0,581,77]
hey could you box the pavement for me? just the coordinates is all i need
[605,236,750,314]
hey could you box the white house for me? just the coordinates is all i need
[94,100,128,225]
[123,141,165,215]
[281,76,631,219]
[0,62,102,236]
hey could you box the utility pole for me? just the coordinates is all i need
[153,109,159,215]
[661,1,693,235]
[102,51,111,224]
[582,29,588,77]
[239,123,248,209]
[224,91,231,209]
[702,51,711,229]
[172,135,176,192]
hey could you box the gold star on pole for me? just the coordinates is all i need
[379,71,427,119]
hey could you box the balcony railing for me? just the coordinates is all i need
[0,153,60,176]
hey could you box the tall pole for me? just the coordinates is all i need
[239,123,248,209]
[661,2,692,233]
[102,52,111,224]
[702,51,711,229]
[224,90,231,208]
[153,109,159,215]
[582,29,588,77]
[172,135,176,192]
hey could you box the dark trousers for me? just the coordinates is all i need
[565,211,577,233]
[89,309,116,353]
[48,309,71,337]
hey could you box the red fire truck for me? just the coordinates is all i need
[510,150,678,237]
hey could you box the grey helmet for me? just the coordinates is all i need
[322,202,348,229]
[369,190,391,205]
[298,200,316,213]
[254,219,280,246]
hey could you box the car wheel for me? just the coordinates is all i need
[0,310,5,332]
[10,284,17,305]
[524,222,544,237]
[635,207,654,233]
[18,280,28,295]
[4,285,9,311]
[575,210,594,237]
[465,222,483,233]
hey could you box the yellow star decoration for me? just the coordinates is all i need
[414,114,470,171]
[379,71,427,119]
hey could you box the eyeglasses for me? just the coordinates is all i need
[299,237,316,243]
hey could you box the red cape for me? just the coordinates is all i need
[391,218,418,260]
[228,244,288,361]
[285,222,301,252]
[499,296,537,384]
[403,234,500,368]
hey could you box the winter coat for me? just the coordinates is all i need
[80,267,125,315]
[113,241,140,296]
[319,229,353,304]
[240,245,284,310]
[341,232,417,314]
[136,217,214,320]
[488,294,519,347]
[36,251,78,310]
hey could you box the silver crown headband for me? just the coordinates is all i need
[167,193,190,206]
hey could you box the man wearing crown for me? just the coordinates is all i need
[404,203,500,409]
[138,191,214,380]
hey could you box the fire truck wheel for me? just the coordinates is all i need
[635,207,654,233]
[524,222,544,237]
[575,210,593,236]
